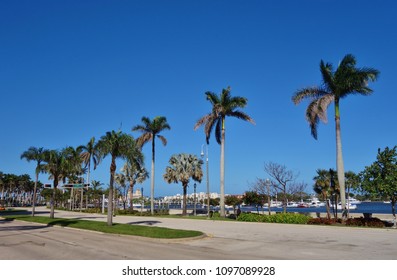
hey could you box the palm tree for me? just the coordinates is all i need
[120,160,148,210]
[132,116,171,215]
[292,54,379,217]
[313,169,333,219]
[90,180,103,208]
[42,149,69,218]
[345,171,360,216]
[79,137,99,207]
[194,86,255,217]
[163,153,203,216]
[20,147,47,216]
[0,171,4,206]
[95,130,140,225]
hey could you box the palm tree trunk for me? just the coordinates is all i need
[182,183,188,216]
[151,138,155,215]
[129,180,134,211]
[220,118,225,217]
[334,99,347,219]
[32,172,38,217]
[50,178,58,219]
[107,158,116,226]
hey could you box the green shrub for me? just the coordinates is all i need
[237,212,310,224]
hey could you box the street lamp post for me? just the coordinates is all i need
[201,144,210,218]
[194,183,197,216]
[265,178,271,215]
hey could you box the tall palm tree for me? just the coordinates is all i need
[95,130,140,225]
[20,147,47,216]
[132,116,171,215]
[194,86,255,217]
[163,153,203,216]
[79,137,99,207]
[292,54,379,217]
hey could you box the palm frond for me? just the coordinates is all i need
[157,135,167,146]
[292,87,328,105]
[229,110,255,125]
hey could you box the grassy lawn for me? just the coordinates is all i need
[1,215,204,239]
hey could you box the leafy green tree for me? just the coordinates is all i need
[360,146,397,224]
[163,153,203,216]
[95,130,140,225]
[194,87,255,217]
[225,195,242,214]
[243,191,265,213]
[132,116,171,215]
[292,54,379,217]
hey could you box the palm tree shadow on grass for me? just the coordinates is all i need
[127,221,162,226]
[47,219,79,227]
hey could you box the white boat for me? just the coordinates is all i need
[347,197,361,204]
[286,201,299,208]
[309,200,326,207]
[264,200,283,208]
[329,201,357,210]
[308,197,326,207]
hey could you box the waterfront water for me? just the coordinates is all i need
[240,202,394,215]
[165,202,395,215]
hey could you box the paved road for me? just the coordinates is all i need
[1,207,396,260]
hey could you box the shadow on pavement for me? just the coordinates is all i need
[0,219,49,231]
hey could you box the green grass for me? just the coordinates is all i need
[2,215,204,239]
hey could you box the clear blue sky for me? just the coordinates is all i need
[1,0,396,197]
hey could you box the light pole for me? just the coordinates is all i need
[201,144,210,218]
[265,178,271,215]
[194,183,197,216]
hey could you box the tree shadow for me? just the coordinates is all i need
[0,219,49,231]
[47,219,79,227]
[127,221,162,226]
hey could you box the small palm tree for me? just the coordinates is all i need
[42,149,70,218]
[163,153,203,216]
[194,86,255,217]
[79,137,99,207]
[20,147,47,216]
[313,169,333,219]
[292,54,379,216]
[132,116,171,215]
[95,130,140,225]
[120,160,148,210]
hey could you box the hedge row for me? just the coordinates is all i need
[237,212,312,224]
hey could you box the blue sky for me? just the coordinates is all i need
[1,0,396,198]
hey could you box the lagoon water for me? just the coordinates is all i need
[166,202,394,214]
[240,202,394,214]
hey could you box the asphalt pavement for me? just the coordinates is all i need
[1,207,397,260]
